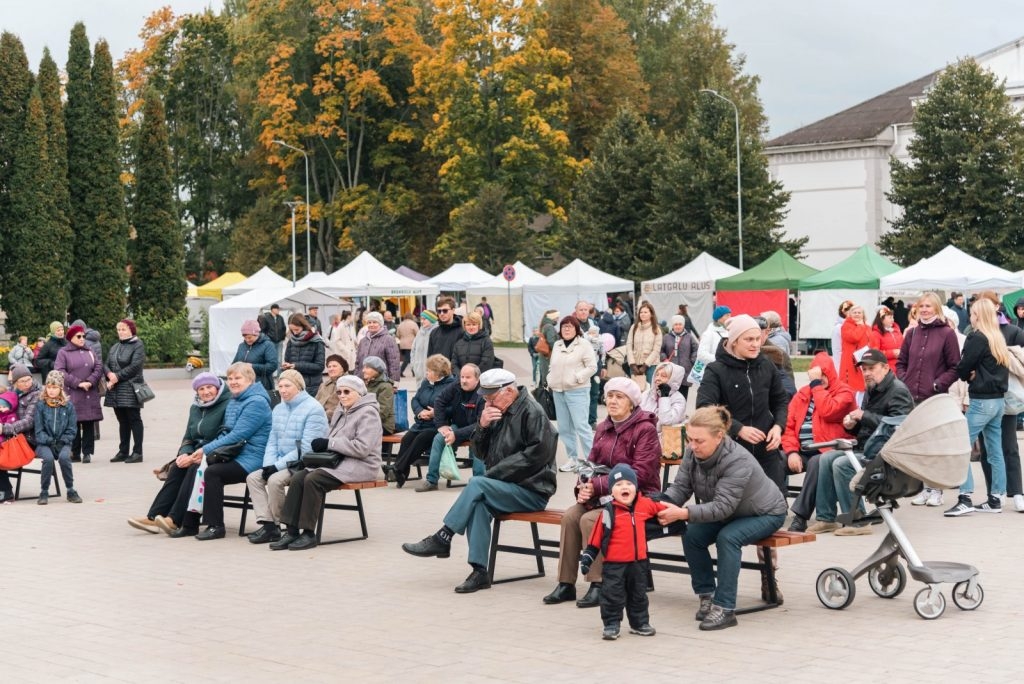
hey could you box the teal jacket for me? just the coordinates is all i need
[34,400,77,448]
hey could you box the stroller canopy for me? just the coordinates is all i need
[879,394,970,489]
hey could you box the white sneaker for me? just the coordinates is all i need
[558,461,579,473]
[1013,494,1024,512]
[911,489,930,506]
[926,489,944,507]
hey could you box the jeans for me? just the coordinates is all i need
[815,450,860,522]
[684,513,786,610]
[588,376,600,426]
[979,413,1022,496]
[961,397,1006,496]
[424,432,483,485]
[553,387,593,462]
[37,444,74,493]
[442,477,549,569]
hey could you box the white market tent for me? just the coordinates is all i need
[465,261,547,342]
[209,285,338,374]
[522,259,633,340]
[295,271,328,288]
[316,251,439,297]
[640,252,741,332]
[880,245,1024,293]
[424,263,494,291]
[221,266,291,298]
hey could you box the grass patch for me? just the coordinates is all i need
[791,356,814,373]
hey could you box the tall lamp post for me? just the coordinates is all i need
[284,201,299,286]
[272,140,311,276]
[699,88,743,270]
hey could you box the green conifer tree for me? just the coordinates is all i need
[0,32,34,300]
[38,47,74,312]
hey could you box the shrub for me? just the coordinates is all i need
[134,310,191,364]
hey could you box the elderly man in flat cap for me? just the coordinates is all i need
[402,368,558,593]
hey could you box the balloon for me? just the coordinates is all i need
[601,333,616,352]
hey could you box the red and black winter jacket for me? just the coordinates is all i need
[585,493,667,563]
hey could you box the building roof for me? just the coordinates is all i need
[767,71,937,148]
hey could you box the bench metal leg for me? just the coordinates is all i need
[238,486,251,536]
[317,489,371,545]
[488,520,554,585]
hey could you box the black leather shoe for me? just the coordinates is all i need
[270,533,299,550]
[542,583,577,604]
[454,569,491,594]
[288,532,318,551]
[110,452,128,463]
[195,526,226,541]
[401,535,451,558]
[169,526,199,539]
[248,525,282,544]
[576,583,602,608]
[124,453,144,464]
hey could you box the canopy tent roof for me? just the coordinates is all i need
[395,265,429,281]
[465,261,547,294]
[423,263,495,291]
[715,250,818,291]
[799,245,900,290]
[879,245,1023,292]
[643,251,741,287]
[522,258,632,295]
[221,266,291,296]
[295,271,328,288]
[194,271,246,300]
[315,251,439,297]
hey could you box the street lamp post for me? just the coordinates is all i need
[272,140,311,275]
[699,89,743,270]
[284,201,299,286]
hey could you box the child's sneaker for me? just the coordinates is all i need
[67,490,83,504]
[601,623,620,640]
[973,496,1002,513]
[629,623,656,637]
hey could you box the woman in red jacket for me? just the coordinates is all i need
[870,306,904,363]
[839,305,870,393]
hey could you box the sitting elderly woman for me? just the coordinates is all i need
[391,354,456,487]
[127,372,230,534]
[361,356,395,435]
[175,362,272,540]
[638,362,687,429]
[245,370,329,544]
[542,377,662,609]
[315,354,349,422]
[270,375,383,551]
[658,405,788,631]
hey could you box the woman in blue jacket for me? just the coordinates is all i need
[232,319,279,391]
[34,372,82,504]
[178,362,272,540]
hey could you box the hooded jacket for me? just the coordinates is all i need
[232,333,279,390]
[895,318,961,401]
[696,322,728,364]
[4,381,41,444]
[178,384,230,455]
[320,392,384,483]
[660,328,697,378]
[264,390,329,471]
[870,323,904,363]
[356,328,401,383]
[663,437,789,524]
[34,392,77,448]
[202,382,272,473]
[839,317,870,392]
[586,408,662,497]
[697,340,789,461]
[638,363,687,428]
[451,329,496,376]
[285,331,327,396]
[471,386,558,498]
[586,492,666,563]
[781,353,858,455]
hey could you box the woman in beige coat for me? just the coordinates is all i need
[626,302,662,388]
[547,316,597,472]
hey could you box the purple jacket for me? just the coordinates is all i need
[584,408,662,498]
[54,344,105,422]
[356,328,401,382]
[895,319,961,401]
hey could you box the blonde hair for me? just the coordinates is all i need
[970,298,1009,367]
[688,405,731,436]
[916,292,945,322]
[463,311,483,328]
[225,362,256,382]
[425,354,452,377]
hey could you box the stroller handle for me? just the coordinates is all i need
[802,438,858,451]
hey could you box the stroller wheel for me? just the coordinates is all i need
[816,567,856,610]
[913,587,946,619]
[951,581,984,611]
[868,561,907,599]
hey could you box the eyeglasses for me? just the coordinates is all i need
[72,334,85,339]
[336,389,355,396]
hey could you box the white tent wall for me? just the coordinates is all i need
[466,291,524,342]
[639,290,713,331]
[522,290,610,341]
[798,289,878,339]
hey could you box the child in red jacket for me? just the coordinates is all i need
[581,463,667,640]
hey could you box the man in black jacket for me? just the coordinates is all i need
[426,296,463,361]
[402,368,557,593]
[415,364,485,492]
[259,304,287,360]
[808,349,914,535]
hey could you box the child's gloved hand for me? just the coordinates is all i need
[580,546,598,576]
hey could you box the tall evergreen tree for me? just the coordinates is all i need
[71,39,129,336]
[0,32,34,298]
[65,22,94,316]
[131,91,185,318]
[38,47,74,310]
[6,87,66,335]
[881,59,1024,269]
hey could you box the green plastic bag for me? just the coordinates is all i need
[438,445,462,481]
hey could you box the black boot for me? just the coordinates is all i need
[576,583,602,608]
[542,583,576,604]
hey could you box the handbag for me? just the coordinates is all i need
[531,384,556,420]
[438,444,462,481]
[0,433,36,470]
[132,380,156,404]
[394,388,410,432]
[535,335,551,358]
[301,451,343,469]
[207,440,245,465]
[1005,375,1024,415]
[98,377,108,397]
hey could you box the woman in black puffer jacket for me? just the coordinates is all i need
[282,313,326,396]
[105,319,147,463]
[451,312,495,377]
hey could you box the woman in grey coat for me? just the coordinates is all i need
[658,405,787,632]
[104,319,147,463]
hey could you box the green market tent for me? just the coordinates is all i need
[798,245,900,290]
[714,250,818,329]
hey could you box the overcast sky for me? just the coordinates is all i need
[4,1,1024,139]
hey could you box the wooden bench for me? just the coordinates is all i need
[487,508,816,614]
[223,479,387,544]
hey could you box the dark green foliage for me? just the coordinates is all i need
[881,59,1024,269]
[6,87,67,336]
[0,32,35,296]
[130,92,185,318]
[65,22,92,245]
[38,48,74,310]
[431,184,535,275]
[134,309,191,363]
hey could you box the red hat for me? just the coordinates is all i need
[66,325,85,340]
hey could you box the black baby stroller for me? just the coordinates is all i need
[811,394,984,619]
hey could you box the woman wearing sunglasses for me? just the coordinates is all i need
[54,325,105,463]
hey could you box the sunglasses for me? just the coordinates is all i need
[336,389,355,396]
[436,308,451,314]
[72,334,85,339]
